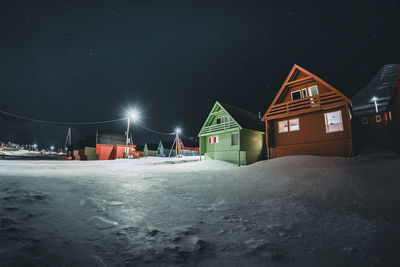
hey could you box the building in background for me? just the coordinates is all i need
[96,130,136,160]
[157,140,176,157]
[352,64,400,152]
[198,101,265,165]
[179,138,200,156]
[144,143,158,157]
[261,64,353,159]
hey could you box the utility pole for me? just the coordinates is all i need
[125,115,131,159]
[64,128,72,150]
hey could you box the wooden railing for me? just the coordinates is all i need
[266,92,347,120]
[199,121,238,136]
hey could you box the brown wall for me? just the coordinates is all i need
[352,112,391,151]
[280,80,332,103]
[269,106,352,158]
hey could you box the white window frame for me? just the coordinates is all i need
[308,85,319,96]
[291,90,302,101]
[302,88,308,98]
[208,137,213,144]
[362,117,368,125]
[289,118,300,132]
[376,115,381,123]
[216,118,223,124]
[324,111,344,133]
[214,136,219,143]
[278,120,289,133]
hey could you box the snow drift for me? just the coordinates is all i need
[1,153,400,266]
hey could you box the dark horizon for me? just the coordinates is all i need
[1,0,399,148]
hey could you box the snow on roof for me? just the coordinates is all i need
[219,102,265,132]
[352,64,400,116]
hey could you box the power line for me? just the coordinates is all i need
[0,108,177,136]
[135,122,175,135]
[0,109,125,125]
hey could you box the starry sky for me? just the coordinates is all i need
[0,0,399,148]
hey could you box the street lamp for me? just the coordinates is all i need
[125,110,140,158]
[50,146,54,152]
[175,128,181,157]
[372,96,378,113]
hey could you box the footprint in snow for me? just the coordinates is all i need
[88,216,119,229]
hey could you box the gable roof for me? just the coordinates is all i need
[180,138,199,148]
[352,64,400,116]
[262,64,351,121]
[219,102,265,132]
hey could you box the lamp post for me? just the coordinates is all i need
[125,111,139,159]
[175,128,181,157]
[372,96,378,113]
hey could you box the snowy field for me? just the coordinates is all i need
[1,153,400,266]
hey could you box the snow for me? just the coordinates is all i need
[1,154,400,266]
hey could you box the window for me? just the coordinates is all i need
[362,117,368,125]
[324,111,344,133]
[308,85,319,96]
[214,136,219,143]
[291,90,302,101]
[302,88,308,98]
[231,133,239,146]
[376,115,381,123]
[289,118,300,131]
[216,118,222,124]
[278,120,289,133]
[225,116,230,123]
[208,137,213,144]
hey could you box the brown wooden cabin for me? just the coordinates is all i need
[261,64,353,159]
[351,64,400,152]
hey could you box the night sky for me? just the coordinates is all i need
[1,0,399,148]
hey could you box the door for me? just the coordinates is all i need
[308,85,319,106]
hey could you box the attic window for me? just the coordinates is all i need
[216,118,222,124]
[362,117,368,125]
[291,90,302,101]
[324,111,344,133]
[376,115,381,123]
[302,88,308,98]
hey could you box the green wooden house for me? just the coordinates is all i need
[144,143,158,157]
[198,101,266,165]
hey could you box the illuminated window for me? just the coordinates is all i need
[214,136,219,143]
[362,117,368,125]
[289,118,300,131]
[376,115,381,123]
[208,137,213,144]
[278,120,288,133]
[291,90,302,101]
[308,85,319,96]
[302,88,308,98]
[231,133,238,146]
[324,111,344,133]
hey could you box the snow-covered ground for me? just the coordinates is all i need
[1,153,400,266]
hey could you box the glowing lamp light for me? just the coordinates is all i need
[175,128,181,134]
[128,110,140,122]
[371,96,379,113]
[50,146,54,150]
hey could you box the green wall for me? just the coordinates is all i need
[85,147,98,160]
[200,129,264,165]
